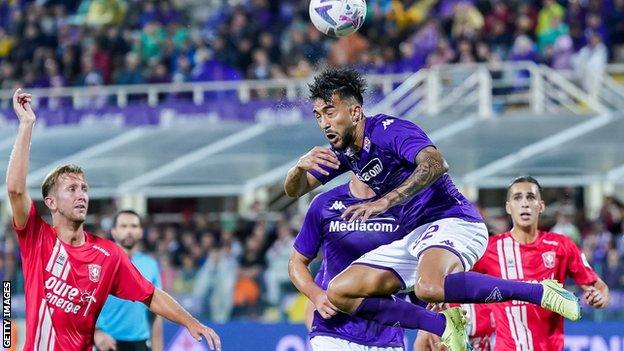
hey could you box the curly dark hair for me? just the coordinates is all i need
[308,67,366,105]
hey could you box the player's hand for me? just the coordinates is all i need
[313,291,339,319]
[414,330,443,351]
[342,198,390,222]
[94,329,117,351]
[426,302,448,312]
[584,286,610,308]
[296,147,340,175]
[187,321,221,351]
[12,88,36,124]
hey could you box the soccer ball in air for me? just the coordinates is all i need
[309,0,367,37]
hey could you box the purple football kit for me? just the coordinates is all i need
[295,183,408,348]
[310,114,483,230]
[309,114,488,288]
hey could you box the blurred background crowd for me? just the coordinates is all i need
[0,0,624,324]
[0,0,622,91]
[1,190,624,322]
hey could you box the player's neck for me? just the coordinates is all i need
[351,118,366,151]
[510,225,539,244]
[54,223,86,246]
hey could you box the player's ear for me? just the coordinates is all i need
[351,105,362,124]
[505,201,511,215]
[44,196,56,211]
[539,200,545,213]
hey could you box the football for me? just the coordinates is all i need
[308,0,367,37]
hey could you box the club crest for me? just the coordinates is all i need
[542,251,556,268]
[88,264,101,282]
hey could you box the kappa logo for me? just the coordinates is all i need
[382,119,394,130]
[485,287,503,302]
[329,201,346,211]
[542,251,556,268]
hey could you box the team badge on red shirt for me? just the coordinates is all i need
[88,264,102,282]
[542,251,556,268]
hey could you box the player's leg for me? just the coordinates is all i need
[310,336,353,351]
[413,219,580,321]
[327,264,402,313]
[327,229,470,351]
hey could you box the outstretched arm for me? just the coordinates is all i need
[7,89,36,229]
[288,250,338,319]
[342,146,448,222]
[145,288,221,351]
[581,277,610,309]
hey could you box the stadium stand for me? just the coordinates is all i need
[0,0,624,343]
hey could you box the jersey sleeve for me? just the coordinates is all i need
[293,196,323,259]
[307,153,349,185]
[372,117,434,164]
[563,237,598,286]
[12,201,47,259]
[110,248,155,303]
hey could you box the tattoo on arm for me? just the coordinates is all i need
[383,147,449,208]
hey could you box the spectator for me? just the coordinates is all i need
[538,16,569,54]
[572,30,608,94]
[85,0,127,27]
[114,52,145,85]
[264,221,295,307]
[173,254,198,294]
[550,35,575,70]
[537,0,565,37]
[604,249,624,289]
[551,212,582,245]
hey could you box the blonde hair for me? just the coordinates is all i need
[41,164,85,198]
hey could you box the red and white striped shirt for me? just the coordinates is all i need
[14,203,155,350]
[472,231,597,351]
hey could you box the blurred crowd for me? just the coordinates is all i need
[1,191,624,322]
[0,0,622,93]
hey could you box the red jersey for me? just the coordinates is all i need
[472,231,598,351]
[14,203,155,350]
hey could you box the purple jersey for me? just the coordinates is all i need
[309,114,483,230]
[294,183,407,347]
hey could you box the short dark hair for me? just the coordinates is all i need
[309,67,366,105]
[507,176,542,198]
[42,164,85,198]
[112,210,142,228]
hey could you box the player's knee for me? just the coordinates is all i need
[327,279,351,311]
[414,280,444,303]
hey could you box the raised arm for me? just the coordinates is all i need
[145,288,221,351]
[7,89,36,228]
[284,146,340,198]
[288,250,337,319]
[342,146,448,222]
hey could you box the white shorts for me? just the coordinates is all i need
[352,218,488,290]
[310,336,404,351]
